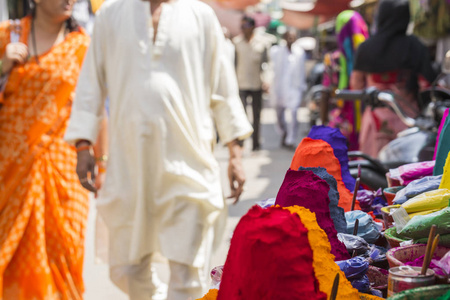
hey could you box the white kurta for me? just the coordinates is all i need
[65,0,252,268]
[269,44,306,109]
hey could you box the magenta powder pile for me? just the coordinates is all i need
[217,206,327,300]
[404,255,446,276]
[275,169,350,260]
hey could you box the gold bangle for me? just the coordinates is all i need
[96,155,108,162]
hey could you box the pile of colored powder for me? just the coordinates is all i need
[439,151,450,189]
[433,108,449,160]
[196,289,218,300]
[283,206,360,300]
[298,166,347,233]
[217,206,327,300]
[358,293,385,299]
[404,255,446,277]
[434,111,450,175]
[307,125,356,192]
[275,169,350,260]
[291,137,360,211]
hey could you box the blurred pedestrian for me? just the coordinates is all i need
[320,10,368,151]
[351,0,438,157]
[269,29,306,150]
[64,0,252,299]
[0,0,97,299]
[234,15,269,151]
[0,0,7,22]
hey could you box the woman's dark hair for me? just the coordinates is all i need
[29,0,79,32]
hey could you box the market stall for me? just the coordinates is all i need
[196,55,450,297]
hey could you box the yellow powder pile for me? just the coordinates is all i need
[359,293,385,299]
[439,151,450,189]
[196,289,218,300]
[283,206,361,300]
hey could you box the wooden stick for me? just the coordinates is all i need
[330,273,340,300]
[430,234,440,256]
[423,234,440,276]
[421,225,437,275]
[351,178,360,211]
[353,219,359,236]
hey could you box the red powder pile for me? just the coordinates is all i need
[217,206,327,300]
[275,169,350,261]
[291,137,361,211]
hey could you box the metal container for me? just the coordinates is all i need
[388,266,435,297]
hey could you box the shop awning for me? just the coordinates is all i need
[280,0,352,16]
[280,0,352,29]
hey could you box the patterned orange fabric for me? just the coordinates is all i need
[0,17,90,300]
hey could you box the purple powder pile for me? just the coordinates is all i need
[275,169,350,260]
[308,126,356,192]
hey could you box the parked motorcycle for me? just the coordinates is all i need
[335,83,450,190]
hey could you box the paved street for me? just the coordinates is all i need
[83,106,311,299]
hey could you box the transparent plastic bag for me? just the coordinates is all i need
[400,207,450,239]
[337,233,369,255]
[210,265,224,289]
[256,198,276,208]
[390,161,435,185]
[357,189,385,215]
[345,211,381,244]
[391,207,410,233]
[432,251,450,275]
[393,175,442,205]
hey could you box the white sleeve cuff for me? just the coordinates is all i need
[64,110,103,145]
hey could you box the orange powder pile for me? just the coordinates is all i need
[290,138,361,211]
[283,205,360,300]
[196,289,219,300]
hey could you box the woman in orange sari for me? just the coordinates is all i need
[0,0,94,299]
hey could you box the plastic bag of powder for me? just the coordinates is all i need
[390,161,435,185]
[400,207,450,239]
[345,211,381,244]
[432,251,450,275]
[393,175,442,204]
[350,274,370,293]
[210,265,224,289]
[337,233,370,255]
[336,256,369,280]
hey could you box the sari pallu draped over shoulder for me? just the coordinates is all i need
[0,17,90,300]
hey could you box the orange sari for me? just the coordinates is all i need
[0,17,90,300]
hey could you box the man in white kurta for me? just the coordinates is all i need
[269,30,306,149]
[64,0,253,299]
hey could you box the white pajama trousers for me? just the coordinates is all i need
[276,106,299,146]
[110,255,207,300]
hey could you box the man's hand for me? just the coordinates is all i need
[227,157,245,204]
[227,139,245,204]
[76,141,97,193]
